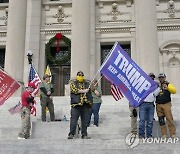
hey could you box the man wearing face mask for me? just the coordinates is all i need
[68,71,93,139]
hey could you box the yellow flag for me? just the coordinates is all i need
[45,65,52,112]
[46,107,49,113]
[45,65,52,83]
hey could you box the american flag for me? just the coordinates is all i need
[110,84,124,101]
[8,101,22,115]
[28,64,41,96]
[30,100,36,116]
[28,65,41,116]
[8,100,37,116]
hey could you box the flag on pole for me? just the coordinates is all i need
[28,64,41,96]
[8,100,37,116]
[45,65,52,112]
[45,65,52,83]
[111,84,124,101]
[0,68,20,106]
[28,65,41,116]
[8,101,22,115]
[99,42,158,107]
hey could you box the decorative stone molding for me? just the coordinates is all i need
[107,3,122,21]
[168,57,180,67]
[99,27,131,34]
[98,2,104,9]
[163,0,180,18]
[53,5,69,23]
[126,0,132,7]
[0,8,8,25]
[44,5,50,11]
[156,0,160,6]
[157,25,180,31]
[43,0,72,6]
[0,32,6,36]
[160,40,180,67]
[99,19,132,23]
[41,29,71,36]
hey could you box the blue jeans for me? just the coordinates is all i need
[87,103,101,126]
[139,102,155,138]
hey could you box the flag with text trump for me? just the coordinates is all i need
[100,42,158,107]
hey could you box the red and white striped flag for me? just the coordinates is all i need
[28,64,41,96]
[30,100,36,116]
[8,101,22,115]
[28,65,41,116]
[110,84,124,101]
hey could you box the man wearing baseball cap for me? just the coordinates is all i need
[68,71,93,139]
[156,73,176,138]
[39,74,55,122]
[18,82,36,139]
[138,73,161,138]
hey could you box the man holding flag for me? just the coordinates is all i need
[18,64,41,139]
[18,82,36,139]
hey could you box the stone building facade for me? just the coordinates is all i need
[0,0,180,95]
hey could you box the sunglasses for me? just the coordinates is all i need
[78,74,84,76]
[159,77,165,79]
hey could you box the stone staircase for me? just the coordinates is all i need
[0,95,180,153]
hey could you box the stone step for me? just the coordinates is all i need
[0,138,179,154]
[0,95,180,154]
[0,149,178,154]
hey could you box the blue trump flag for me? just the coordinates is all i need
[100,42,158,107]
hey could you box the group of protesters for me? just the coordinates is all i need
[18,71,102,140]
[130,73,176,139]
[17,70,176,140]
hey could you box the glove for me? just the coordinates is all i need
[78,89,89,93]
[132,108,137,117]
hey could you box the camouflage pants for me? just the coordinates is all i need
[129,106,138,134]
[18,106,31,139]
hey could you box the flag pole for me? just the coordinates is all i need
[99,42,118,71]
[90,42,118,85]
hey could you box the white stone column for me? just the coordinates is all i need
[5,0,27,94]
[135,0,159,74]
[23,0,42,86]
[71,0,90,79]
[90,0,96,80]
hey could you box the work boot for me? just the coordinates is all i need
[67,134,74,139]
[81,135,91,139]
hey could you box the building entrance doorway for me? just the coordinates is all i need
[50,65,70,96]
[47,46,70,96]
[101,43,131,95]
